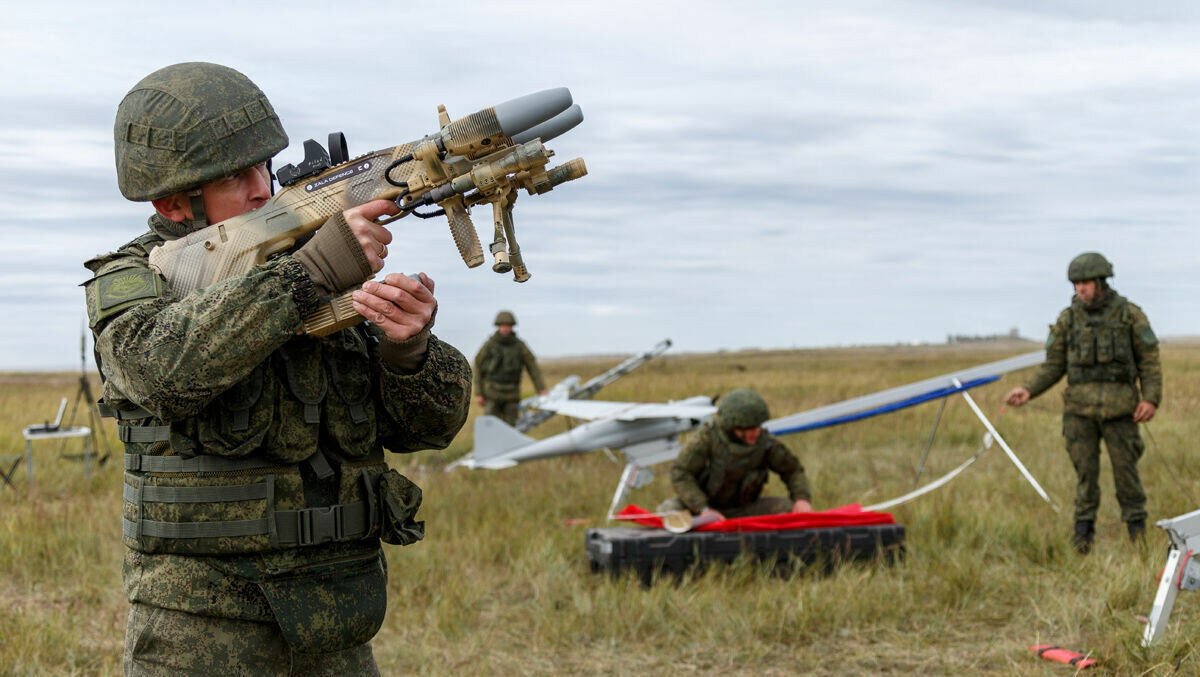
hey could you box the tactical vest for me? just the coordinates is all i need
[482,337,524,384]
[106,328,421,556]
[695,424,772,509]
[88,225,423,557]
[1066,295,1138,387]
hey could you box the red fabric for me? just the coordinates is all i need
[1029,645,1098,669]
[615,503,896,532]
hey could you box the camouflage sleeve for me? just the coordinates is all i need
[375,334,471,453]
[669,427,712,514]
[1129,303,1162,406]
[472,341,489,396]
[85,252,318,421]
[766,438,811,502]
[521,341,546,392]
[1024,308,1070,399]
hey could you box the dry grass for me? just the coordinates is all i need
[1,343,1198,675]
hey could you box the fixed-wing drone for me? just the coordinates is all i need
[455,350,1052,519]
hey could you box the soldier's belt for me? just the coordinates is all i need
[121,481,372,547]
[122,452,387,555]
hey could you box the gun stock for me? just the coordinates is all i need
[148,88,587,334]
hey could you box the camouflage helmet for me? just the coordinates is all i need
[114,62,288,201]
[1067,252,1114,282]
[494,310,517,326]
[717,389,770,430]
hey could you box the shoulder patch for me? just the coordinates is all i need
[97,269,159,311]
[1044,329,1056,350]
[1139,326,1158,347]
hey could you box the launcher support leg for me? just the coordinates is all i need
[913,396,947,487]
[607,463,639,521]
[954,379,1058,511]
[1143,547,1185,646]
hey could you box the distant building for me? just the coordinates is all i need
[947,327,1024,344]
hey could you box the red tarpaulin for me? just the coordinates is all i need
[615,503,896,532]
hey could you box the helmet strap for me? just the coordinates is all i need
[187,189,209,228]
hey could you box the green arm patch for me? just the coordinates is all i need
[1139,326,1159,347]
[1044,329,1057,350]
[91,268,163,322]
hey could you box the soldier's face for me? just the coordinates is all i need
[732,427,762,445]
[497,325,514,336]
[196,163,272,223]
[1074,280,1099,303]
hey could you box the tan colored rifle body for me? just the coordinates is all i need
[148,104,586,337]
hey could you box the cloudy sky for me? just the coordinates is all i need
[2,1,1197,370]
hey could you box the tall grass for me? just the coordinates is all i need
[1,344,1197,675]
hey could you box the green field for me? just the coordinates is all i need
[1,342,1197,675]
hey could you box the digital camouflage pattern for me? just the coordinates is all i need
[473,331,545,424]
[716,389,770,429]
[1067,251,1114,282]
[84,213,472,656]
[114,62,289,202]
[1024,290,1161,420]
[123,601,379,676]
[667,418,810,515]
[1022,288,1160,525]
[1063,414,1146,523]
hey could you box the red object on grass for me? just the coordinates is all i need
[615,503,896,532]
[1029,644,1098,669]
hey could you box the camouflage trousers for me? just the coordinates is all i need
[656,496,794,519]
[1062,414,1147,524]
[124,602,380,677]
[484,397,520,426]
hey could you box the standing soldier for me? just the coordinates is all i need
[1006,252,1161,554]
[658,389,813,520]
[473,310,547,425]
[86,63,471,674]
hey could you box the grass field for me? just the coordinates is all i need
[1,342,1198,675]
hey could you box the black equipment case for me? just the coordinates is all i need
[585,524,905,584]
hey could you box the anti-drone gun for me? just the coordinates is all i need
[147,89,587,336]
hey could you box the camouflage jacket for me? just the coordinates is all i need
[670,418,810,514]
[1024,289,1162,420]
[83,214,472,630]
[473,332,545,400]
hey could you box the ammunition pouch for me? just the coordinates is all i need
[376,469,425,546]
[257,549,388,654]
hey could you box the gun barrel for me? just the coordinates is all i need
[529,158,587,195]
[442,88,572,158]
[493,88,573,137]
[511,104,584,145]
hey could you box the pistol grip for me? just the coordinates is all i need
[443,200,484,268]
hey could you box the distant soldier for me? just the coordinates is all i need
[658,389,813,520]
[1006,252,1162,554]
[474,311,547,425]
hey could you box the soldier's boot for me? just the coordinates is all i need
[1072,520,1095,555]
[1127,519,1146,543]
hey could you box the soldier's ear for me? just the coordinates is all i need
[152,193,191,222]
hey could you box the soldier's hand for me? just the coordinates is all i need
[345,199,398,272]
[792,499,813,514]
[352,272,435,342]
[1005,387,1031,407]
[1133,401,1157,423]
[476,395,485,406]
[699,508,725,521]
